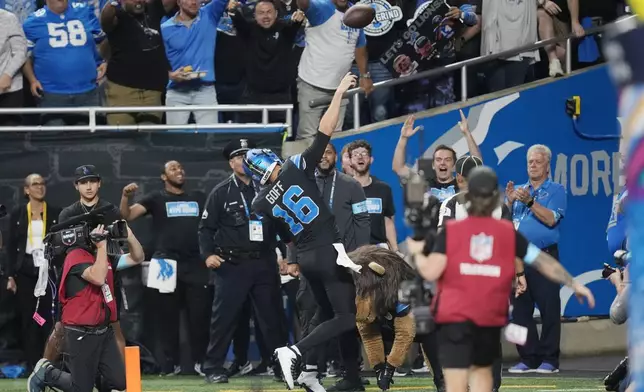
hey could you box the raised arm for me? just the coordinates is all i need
[393,115,421,178]
[458,109,482,160]
[319,73,357,137]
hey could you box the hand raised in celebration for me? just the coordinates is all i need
[122,182,139,198]
[400,115,422,139]
[458,109,470,134]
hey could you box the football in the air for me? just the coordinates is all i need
[342,4,376,29]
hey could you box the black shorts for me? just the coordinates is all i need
[437,322,502,369]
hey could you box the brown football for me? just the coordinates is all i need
[342,4,376,29]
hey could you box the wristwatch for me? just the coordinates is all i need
[538,0,545,7]
[526,196,535,208]
[360,72,372,80]
[516,271,525,277]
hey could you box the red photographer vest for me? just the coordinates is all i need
[433,217,516,327]
[59,248,117,326]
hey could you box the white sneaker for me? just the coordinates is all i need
[239,361,254,376]
[194,363,205,377]
[411,365,430,374]
[549,59,564,77]
[274,346,301,390]
[297,371,326,392]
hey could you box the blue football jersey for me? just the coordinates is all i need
[23,2,103,94]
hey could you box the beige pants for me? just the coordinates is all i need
[105,80,163,126]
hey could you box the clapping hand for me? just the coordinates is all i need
[514,187,532,204]
[505,181,516,203]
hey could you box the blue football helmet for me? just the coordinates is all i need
[243,148,283,185]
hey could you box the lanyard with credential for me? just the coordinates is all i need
[27,202,47,247]
[327,170,337,209]
[231,175,253,218]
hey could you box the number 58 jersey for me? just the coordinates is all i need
[23,2,103,95]
[253,153,341,252]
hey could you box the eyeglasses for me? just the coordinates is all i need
[351,151,370,158]
[30,182,46,187]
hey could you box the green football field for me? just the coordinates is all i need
[0,374,607,392]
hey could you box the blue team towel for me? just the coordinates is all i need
[0,365,25,379]
[578,17,600,63]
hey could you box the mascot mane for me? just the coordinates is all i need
[348,245,416,318]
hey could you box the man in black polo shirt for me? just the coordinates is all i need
[119,160,210,376]
[100,0,176,125]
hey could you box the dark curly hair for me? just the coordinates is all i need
[349,245,416,318]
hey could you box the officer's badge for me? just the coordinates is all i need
[469,233,493,263]
[240,139,248,149]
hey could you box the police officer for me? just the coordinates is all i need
[199,138,287,384]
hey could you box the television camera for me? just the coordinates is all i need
[44,205,128,265]
[398,169,441,334]
[601,250,631,280]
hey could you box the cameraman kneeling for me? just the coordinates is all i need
[28,224,127,392]
[413,167,594,392]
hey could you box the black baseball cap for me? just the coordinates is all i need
[74,165,100,183]
[455,155,483,178]
[223,138,257,160]
[467,166,498,197]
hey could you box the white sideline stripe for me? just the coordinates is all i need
[536,389,604,392]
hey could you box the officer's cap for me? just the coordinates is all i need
[223,138,257,160]
[467,166,498,197]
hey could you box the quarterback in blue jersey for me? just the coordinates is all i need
[22,0,105,123]
[243,73,358,391]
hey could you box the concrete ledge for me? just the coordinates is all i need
[501,319,627,360]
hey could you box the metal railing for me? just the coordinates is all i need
[0,104,294,136]
[310,14,638,130]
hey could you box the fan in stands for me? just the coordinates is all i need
[342,4,376,29]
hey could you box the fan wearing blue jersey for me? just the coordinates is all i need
[161,0,228,125]
[22,0,105,126]
[243,73,358,391]
[295,0,373,140]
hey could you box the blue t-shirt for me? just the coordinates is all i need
[23,2,103,94]
[161,0,228,88]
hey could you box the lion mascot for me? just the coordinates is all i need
[348,245,445,391]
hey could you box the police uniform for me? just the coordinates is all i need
[199,139,287,383]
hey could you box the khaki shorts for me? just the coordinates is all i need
[105,80,163,126]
